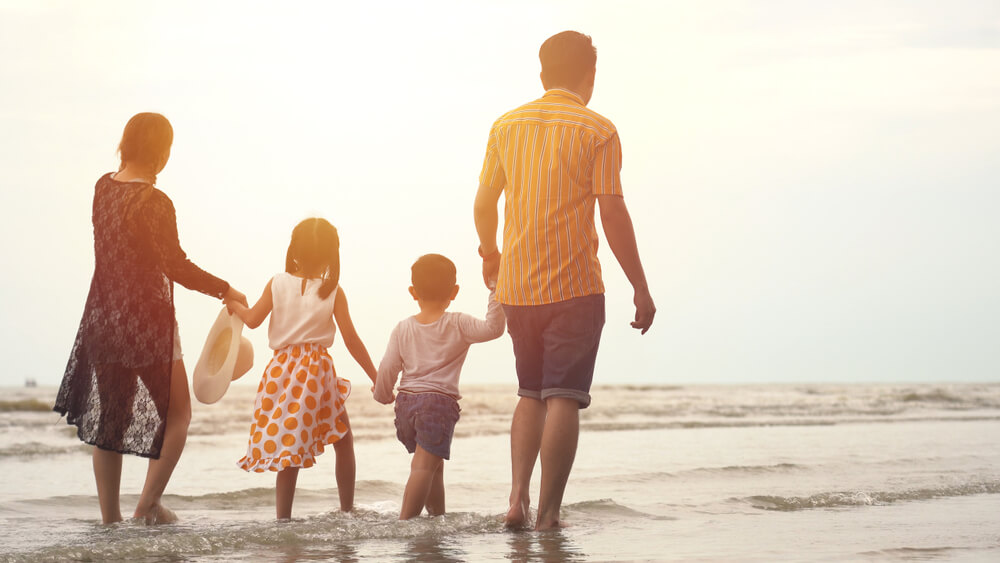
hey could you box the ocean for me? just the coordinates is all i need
[1,382,998,562]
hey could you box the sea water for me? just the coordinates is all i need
[1,383,999,561]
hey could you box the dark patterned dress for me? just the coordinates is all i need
[54,173,229,459]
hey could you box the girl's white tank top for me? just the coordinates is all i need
[268,272,338,350]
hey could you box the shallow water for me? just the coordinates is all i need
[2,383,999,561]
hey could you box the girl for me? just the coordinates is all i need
[55,112,247,525]
[225,217,378,519]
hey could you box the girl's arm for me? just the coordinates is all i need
[333,288,378,385]
[225,279,273,329]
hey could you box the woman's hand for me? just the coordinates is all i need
[225,286,248,307]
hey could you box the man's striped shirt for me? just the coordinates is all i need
[479,88,623,306]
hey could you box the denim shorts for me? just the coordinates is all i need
[502,294,605,409]
[394,392,461,460]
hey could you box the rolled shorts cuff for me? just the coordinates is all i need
[517,387,592,409]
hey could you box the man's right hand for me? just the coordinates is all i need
[631,289,656,335]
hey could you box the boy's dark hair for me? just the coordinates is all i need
[411,254,457,301]
[539,31,597,89]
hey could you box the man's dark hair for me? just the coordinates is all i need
[411,254,457,301]
[539,31,597,89]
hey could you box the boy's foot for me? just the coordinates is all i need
[503,499,531,529]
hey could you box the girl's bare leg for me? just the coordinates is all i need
[276,467,299,519]
[93,447,123,524]
[134,360,191,523]
[332,411,356,512]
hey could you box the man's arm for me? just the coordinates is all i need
[597,194,656,334]
[474,182,504,287]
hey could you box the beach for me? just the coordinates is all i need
[2,382,999,561]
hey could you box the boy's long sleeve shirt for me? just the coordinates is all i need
[374,290,505,403]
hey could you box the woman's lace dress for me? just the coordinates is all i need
[54,173,229,459]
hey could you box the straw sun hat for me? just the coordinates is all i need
[192,308,254,404]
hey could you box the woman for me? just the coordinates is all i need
[54,112,246,524]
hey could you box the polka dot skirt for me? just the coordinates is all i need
[237,343,351,472]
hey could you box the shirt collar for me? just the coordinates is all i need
[543,88,585,105]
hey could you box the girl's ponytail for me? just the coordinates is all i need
[286,218,340,300]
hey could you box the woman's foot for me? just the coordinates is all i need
[504,498,531,529]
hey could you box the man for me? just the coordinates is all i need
[474,30,656,531]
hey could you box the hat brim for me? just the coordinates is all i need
[193,308,253,404]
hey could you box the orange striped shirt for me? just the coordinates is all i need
[479,89,623,306]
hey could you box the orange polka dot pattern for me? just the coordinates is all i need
[237,343,351,472]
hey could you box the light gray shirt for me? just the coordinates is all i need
[374,291,505,403]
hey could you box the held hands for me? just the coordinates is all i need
[480,246,500,289]
[223,287,248,318]
[631,288,656,335]
[371,385,395,404]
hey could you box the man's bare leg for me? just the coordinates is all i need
[505,396,546,527]
[535,397,579,530]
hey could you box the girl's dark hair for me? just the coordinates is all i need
[285,218,340,299]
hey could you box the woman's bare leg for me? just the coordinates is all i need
[134,360,191,523]
[93,447,123,524]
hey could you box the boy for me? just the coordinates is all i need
[373,253,505,519]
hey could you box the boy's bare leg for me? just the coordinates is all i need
[424,461,446,516]
[275,467,299,519]
[92,447,123,524]
[332,416,356,512]
[505,396,546,528]
[400,445,443,520]
[535,397,579,530]
[134,360,190,524]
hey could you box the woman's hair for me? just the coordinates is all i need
[118,112,173,185]
[119,113,173,229]
[285,218,341,299]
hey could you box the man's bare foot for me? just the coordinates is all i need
[504,498,531,529]
[137,503,178,525]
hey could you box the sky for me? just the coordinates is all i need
[1,0,998,388]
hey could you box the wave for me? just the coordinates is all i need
[0,399,51,412]
[0,442,88,459]
[685,462,804,476]
[1,506,509,562]
[740,479,1000,511]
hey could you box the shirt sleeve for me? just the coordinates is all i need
[478,125,506,192]
[456,289,506,343]
[142,190,230,299]
[373,324,404,404]
[591,131,624,197]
